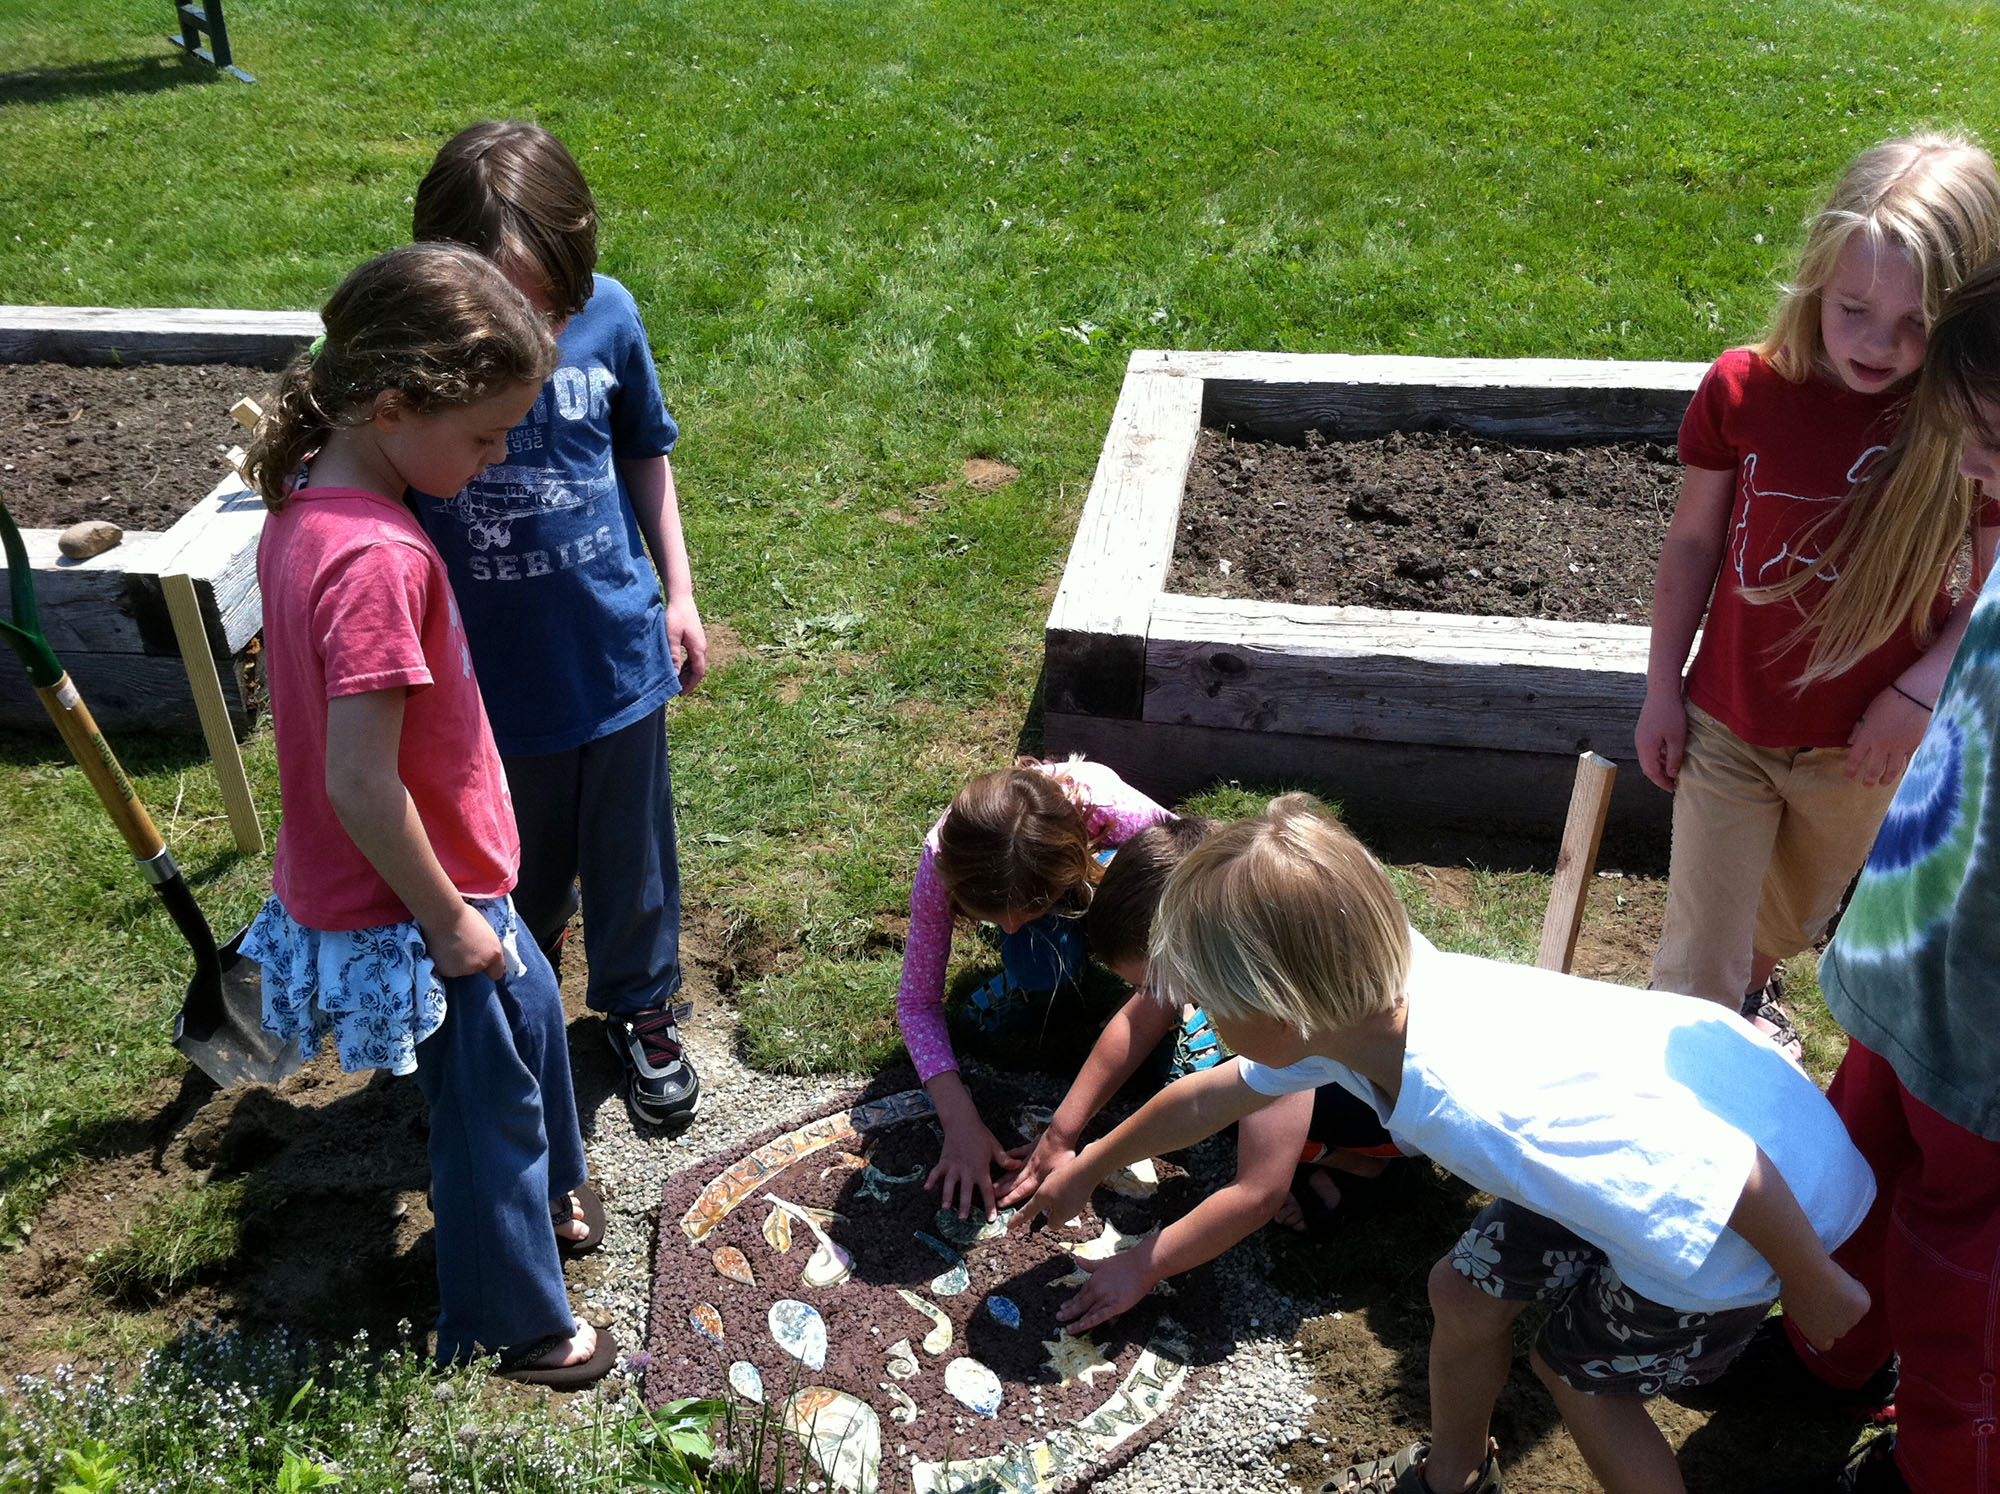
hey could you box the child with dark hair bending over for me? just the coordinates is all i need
[1015,795,1876,1494]
[240,245,614,1386]
[412,120,705,1132]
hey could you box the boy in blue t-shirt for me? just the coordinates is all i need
[413,121,703,1131]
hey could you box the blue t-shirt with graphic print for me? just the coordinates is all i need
[417,274,680,755]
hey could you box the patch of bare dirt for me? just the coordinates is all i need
[0,363,269,531]
[1169,426,1679,624]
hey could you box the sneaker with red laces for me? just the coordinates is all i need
[606,1002,701,1131]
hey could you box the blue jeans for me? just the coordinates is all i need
[1000,913,1091,991]
[505,704,682,1018]
[415,936,586,1364]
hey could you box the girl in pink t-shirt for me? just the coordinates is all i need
[239,245,612,1388]
[1639,134,2000,1047]
[898,757,1171,1218]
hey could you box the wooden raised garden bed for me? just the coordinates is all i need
[0,305,319,736]
[1042,350,1709,840]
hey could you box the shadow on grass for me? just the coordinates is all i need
[0,727,224,776]
[0,53,222,107]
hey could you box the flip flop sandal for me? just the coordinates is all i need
[495,1324,621,1391]
[1740,984,1804,1064]
[1168,1007,1225,1079]
[555,1182,606,1258]
[1321,1440,1503,1494]
[1284,1159,1403,1242]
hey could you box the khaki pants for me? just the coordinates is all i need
[1652,704,1900,1004]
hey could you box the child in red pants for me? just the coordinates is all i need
[1778,258,2000,1494]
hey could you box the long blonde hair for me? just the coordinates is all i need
[1750,132,2000,684]
[1149,794,1410,1035]
[244,244,557,512]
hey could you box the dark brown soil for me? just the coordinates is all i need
[1169,427,1680,624]
[0,362,271,531]
[646,1071,1230,1489]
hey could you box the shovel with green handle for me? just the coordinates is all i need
[0,501,301,1088]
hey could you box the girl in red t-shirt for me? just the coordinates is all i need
[1639,133,2000,1049]
[239,245,615,1387]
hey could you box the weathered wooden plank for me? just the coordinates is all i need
[0,528,170,654]
[0,305,321,368]
[148,473,268,653]
[1041,710,1671,842]
[0,647,253,737]
[1044,356,1205,719]
[1537,752,1619,973]
[1143,594,1651,757]
[1123,350,1707,442]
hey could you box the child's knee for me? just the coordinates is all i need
[1428,1254,1520,1328]
[1528,1342,1567,1395]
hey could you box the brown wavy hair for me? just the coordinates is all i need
[244,244,558,512]
[413,120,598,320]
[934,762,1107,923]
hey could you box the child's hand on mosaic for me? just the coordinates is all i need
[1057,1248,1158,1334]
[1008,1153,1096,1239]
[927,1116,1021,1221]
[998,1130,1078,1209]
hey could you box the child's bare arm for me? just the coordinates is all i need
[1011,1060,1274,1234]
[1055,1088,1308,1332]
[1727,1146,1869,1351]
[1636,465,1733,792]
[325,689,501,979]
[1001,991,1178,1206]
[622,454,707,691]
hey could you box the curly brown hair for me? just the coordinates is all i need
[244,244,558,512]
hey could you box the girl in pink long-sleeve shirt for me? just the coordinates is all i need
[898,757,1171,1218]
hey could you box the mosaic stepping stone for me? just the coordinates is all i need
[1104,1156,1160,1198]
[762,1203,794,1254]
[1042,1331,1115,1387]
[986,1295,1021,1329]
[895,1288,953,1355]
[784,1386,882,1494]
[886,1384,921,1424]
[913,1231,963,1268]
[856,1161,926,1203]
[713,1245,756,1286]
[803,1238,854,1288]
[929,1263,971,1297]
[688,1303,725,1347]
[769,1298,828,1371]
[885,1338,920,1379]
[944,1355,1004,1417]
[727,1360,765,1404]
[931,1205,1014,1248]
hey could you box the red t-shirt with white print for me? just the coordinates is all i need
[1679,349,1996,748]
[258,487,518,930]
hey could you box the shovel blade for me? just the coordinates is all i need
[173,927,302,1088]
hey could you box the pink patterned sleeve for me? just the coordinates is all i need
[896,837,960,1083]
[1056,760,1173,847]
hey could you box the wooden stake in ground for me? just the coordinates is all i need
[1536,750,1617,974]
[161,572,265,855]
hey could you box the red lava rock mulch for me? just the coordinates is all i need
[645,1069,1232,1491]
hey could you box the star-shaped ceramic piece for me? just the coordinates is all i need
[1041,1331,1116,1388]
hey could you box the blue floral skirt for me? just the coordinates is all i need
[241,895,527,1076]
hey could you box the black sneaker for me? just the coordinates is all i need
[1760,1433,1908,1494]
[606,1002,701,1132]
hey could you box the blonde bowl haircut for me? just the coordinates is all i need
[1148,794,1411,1036]
[1747,132,2000,684]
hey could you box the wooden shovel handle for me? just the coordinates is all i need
[1536,751,1618,974]
[35,672,167,863]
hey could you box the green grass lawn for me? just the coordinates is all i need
[1,0,1991,1477]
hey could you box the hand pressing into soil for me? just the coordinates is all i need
[998,1126,1079,1211]
[926,1115,1020,1221]
[1057,1244,1161,1335]
[1008,1151,1097,1240]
